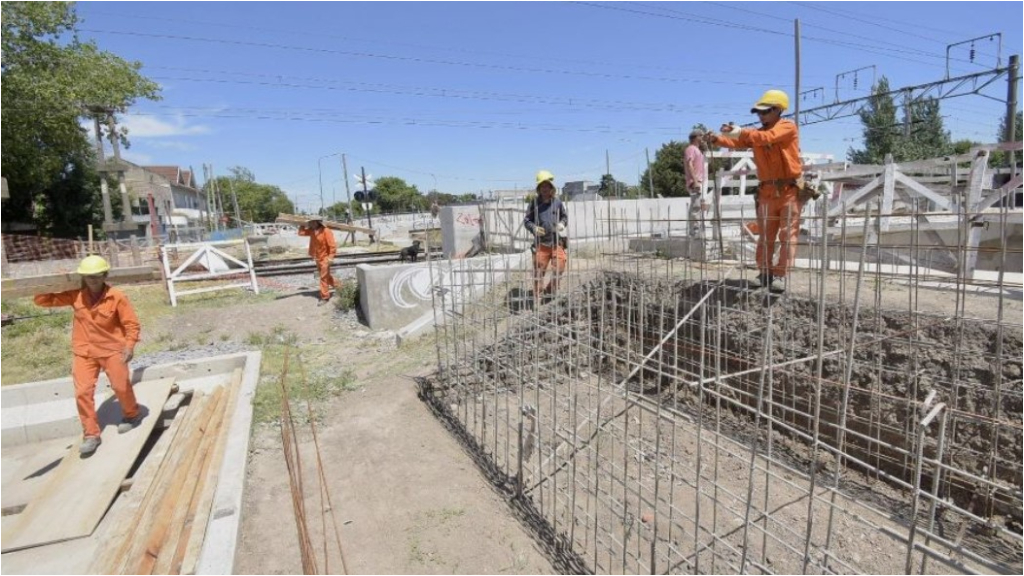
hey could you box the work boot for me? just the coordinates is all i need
[753,272,771,288]
[80,436,102,456]
[317,298,330,307]
[768,276,786,293]
[118,414,143,434]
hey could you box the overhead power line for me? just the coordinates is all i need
[80,28,778,88]
[575,1,991,73]
[77,7,797,81]
[143,66,744,114]
[120,109,688,137]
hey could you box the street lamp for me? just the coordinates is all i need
[317,152,343,217]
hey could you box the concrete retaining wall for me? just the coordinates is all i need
[440,205,484,258]
[357,252,530,335]
[479,196,790,251]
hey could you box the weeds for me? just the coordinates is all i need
[333,280,360,312]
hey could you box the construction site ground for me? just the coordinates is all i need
[1,275,554,574]
[2,255,1020,573]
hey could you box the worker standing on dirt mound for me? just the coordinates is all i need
[33,255,143,457]
[706,89,812,293]
[523,170,568,304]
[298,216,338,306]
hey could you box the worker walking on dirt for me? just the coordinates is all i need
[684,130,708,238]
[298,216,339,305]
[524,170,568,303]
[706,89,809,293]
[33,256,143,456]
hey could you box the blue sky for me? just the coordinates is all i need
[76,1,1022,213]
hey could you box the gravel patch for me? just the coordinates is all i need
[133,342,255,370]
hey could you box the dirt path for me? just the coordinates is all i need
[235,371,553,575]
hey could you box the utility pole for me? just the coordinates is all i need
[342,154,353,222]
[794,19,801,127]
[227,175,242,227]
[92,115,114,225]
[645,148,654,198]
[1006,54,1020,179]
[605,149,612,197]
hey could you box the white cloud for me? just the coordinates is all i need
[119,115,210,138]
[121,150,154,165]
[147,140,197,152]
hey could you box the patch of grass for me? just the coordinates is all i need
[1,297,74,385]
[247,325,355,423]
[426,507,466,524]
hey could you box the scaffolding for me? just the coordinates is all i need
[421,146,1022,575]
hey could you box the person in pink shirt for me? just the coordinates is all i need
[684,130,708,238]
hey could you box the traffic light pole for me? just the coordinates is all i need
[361,166,373,234]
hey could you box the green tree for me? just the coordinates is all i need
[639,141,688,198]
[373,176,426,213]
[849,76,952,163]
[991,110,1023,168]
[598,174,627,197]
[1,1,160,237]
[211,167,294,223]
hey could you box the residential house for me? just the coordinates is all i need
[122,162,209,238]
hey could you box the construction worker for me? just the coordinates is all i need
[33,256,142,456]
[684,130,708,238]
[706,89,804,292]
[298,216,338,305]
[523,170,568,302]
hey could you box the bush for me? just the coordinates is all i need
[334,281,359,312]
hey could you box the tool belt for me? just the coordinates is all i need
[761,177,820,201]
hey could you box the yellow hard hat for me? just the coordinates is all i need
[77,255,111,275]
[751,89,789,113]
[535,170,555,190]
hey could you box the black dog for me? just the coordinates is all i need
[400,240,422,263]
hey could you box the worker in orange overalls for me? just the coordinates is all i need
[298,216,338,305]
[708,89,805,292]
[524,170,568,304]
[34,256,142,456]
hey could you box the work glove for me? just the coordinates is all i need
[533,226,546,237]
[719,123,742,137]
[555,223,567,237]
[122,347,134,363]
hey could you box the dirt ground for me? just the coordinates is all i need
[141,283,555,574]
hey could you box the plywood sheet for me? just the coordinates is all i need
[0,378,174,552]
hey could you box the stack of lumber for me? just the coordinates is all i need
[91,368,242,575]
[1,266,160,299]
[275,212,377,238]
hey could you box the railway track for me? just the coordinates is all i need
[252,249,441,277]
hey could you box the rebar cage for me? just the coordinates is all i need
[421,178,1022,574]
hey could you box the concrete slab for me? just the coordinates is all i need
[0,351,261,575]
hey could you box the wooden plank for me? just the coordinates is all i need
[147,386,231,574]
[88,395,198,574]
[0,378,175,553]
[168,369,243,574]
[275,213,376,236]
[1,266,159,299]
[109,389,222,574]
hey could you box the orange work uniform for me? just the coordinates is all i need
[298,225,339,300]
[534,244,567,296]
[34,286,141,438]
[714,119,804,277]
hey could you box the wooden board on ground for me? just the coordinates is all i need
[0,378,175,553]
[275,213,376,237]
[1,266,160,299]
